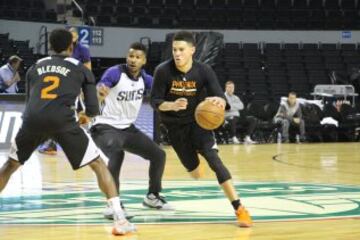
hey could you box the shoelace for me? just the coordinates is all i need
[157,195,167,204]
[150,194,167,204]
[120,201,126,210]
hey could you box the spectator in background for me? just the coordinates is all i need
[332,99,351,122]
[274,91,306,143]
[224,81,257,144]
[0,55,22,93]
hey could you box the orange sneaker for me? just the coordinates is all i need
[112,213,136,235]
[235,206,253,227]
[38,141,57,155]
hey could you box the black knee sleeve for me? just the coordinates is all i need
[148,148,166,194]
[199,149,232,184]
[155,148,166,164]
[148,147,166,173]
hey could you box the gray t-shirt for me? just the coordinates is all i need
[224,92,244,118]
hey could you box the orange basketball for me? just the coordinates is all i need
[195,100,225,130]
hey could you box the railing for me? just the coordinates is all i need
[311,84,359,107]
[72,0,85,25]
[140,37,151,50]
[36,25,48,55]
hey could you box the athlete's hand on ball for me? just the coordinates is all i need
[173,98,188,111]
[205,97,226,110]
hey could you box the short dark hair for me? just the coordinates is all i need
[172,31,195,45]
[49,28,73,53]
[129,42,147,56]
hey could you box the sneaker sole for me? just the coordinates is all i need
[142,201,162,209]
[38,151,57,155]
[112,228,135,236]
[104,214,134,220]
[142,201,174,210]
[238,222,252,228]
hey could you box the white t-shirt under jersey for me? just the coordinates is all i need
[92,64,153,129]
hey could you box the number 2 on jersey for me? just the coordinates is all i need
[41,76,60,99]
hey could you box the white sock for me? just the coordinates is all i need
[108,197,122,213]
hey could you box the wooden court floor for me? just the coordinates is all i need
[1,143,359,240]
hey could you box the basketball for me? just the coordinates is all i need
[195,100,225,130]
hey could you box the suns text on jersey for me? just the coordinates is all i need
[116,89,144,101]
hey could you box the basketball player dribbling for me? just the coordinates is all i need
[150,31,252,227]
[0,28,136,235]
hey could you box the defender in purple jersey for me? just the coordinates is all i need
[91,42,172,219]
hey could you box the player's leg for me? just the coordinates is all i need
[193,123,253,227]
[55,127,136,235]
[166,124,203,179]
[0,126,45,192]
[122,125,172,210]
[90,124,128,219]
[88,158,136,235]
[0,159,20,192]
[90,124,125,193]
[88,157,118,198]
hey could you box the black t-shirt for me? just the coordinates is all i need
[23,55,99,133]
[150,59,225,124]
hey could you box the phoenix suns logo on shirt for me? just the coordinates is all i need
[1,181,360,224]
[170,80,197,96]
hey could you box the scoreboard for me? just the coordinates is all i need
[75,26,104,46]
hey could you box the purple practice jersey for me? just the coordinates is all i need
[93,64,153,129]
[72,43,91,64]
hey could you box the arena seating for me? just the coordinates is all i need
[0,0,57,23]
[69,0,359,29]
[148,40,360,103]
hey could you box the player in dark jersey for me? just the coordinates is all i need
[0,28,135,235]
[38,27,92,155]
[91,43,173,219]
[150,31,252,227]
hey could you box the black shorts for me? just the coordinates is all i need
[165,122,217,172]
[90,124,163,161]
[9,125,100,170]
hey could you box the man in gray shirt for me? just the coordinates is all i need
[274,91,306,143]
[224,81,257,144]
[0,55,22,93]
